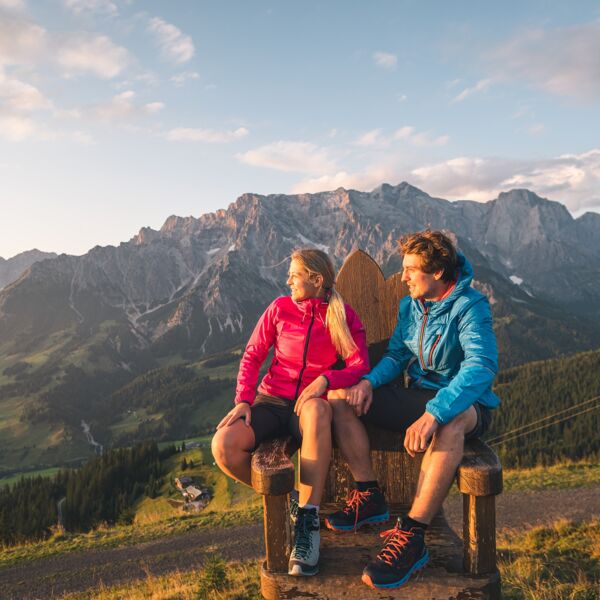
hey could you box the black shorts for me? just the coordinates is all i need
[361,383,492,440]
[248,394,302,450]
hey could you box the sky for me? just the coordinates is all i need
[1,0,600,258]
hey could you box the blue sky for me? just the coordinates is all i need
[1,0,600,258]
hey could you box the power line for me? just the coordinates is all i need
[486,395,600,444]
[490,403,600,447]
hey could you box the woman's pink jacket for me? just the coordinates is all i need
[235,295,370,405]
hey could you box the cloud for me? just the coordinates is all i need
[55,33,130,78]
[170,70,200,86]
[0,72,50,111]
[0,114,35,140]
[238,141,337,174]
[63,0,118,16]
[452,78,492,102]
[167,126,248,143]
[0,0,25,10]
[490,21,600,99]
[147,17,194,64]
[372,51,397,70]
[0,16,46,66]
[355,129,382,146]
[393,126,449,146]
[292,165,398,194]
[410,150,600,213]
[91,90,164,120]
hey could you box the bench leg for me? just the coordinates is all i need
[463,494,497,574]
[263,494,291,573]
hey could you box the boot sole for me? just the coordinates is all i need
[288,563,319,576]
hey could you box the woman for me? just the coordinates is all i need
[211,248,369,576]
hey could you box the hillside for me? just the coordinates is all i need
[489,348,600,467]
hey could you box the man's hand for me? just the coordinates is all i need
[295,375,328,416]
[404,412,439,457]
[216,402,251,429]
[345,379,373,417]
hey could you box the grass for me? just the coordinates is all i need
[0,466,63,488]
[498,519,600,599]
[56,556,262,599]
[448,460,600,496]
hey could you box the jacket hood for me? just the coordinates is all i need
[416,253,474,316]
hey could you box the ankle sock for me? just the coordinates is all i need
[356,480,379,492]
[401,516,428,531]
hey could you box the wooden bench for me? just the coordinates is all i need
[251,250,503,599]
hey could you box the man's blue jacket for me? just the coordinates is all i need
[363,254,500,424]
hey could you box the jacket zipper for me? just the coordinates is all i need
[428,334,441,368]
[418,307,429,370]
[294,305,316,401]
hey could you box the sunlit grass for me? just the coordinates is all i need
[498,519,599,599]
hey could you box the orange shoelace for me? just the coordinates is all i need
[340,488,374,530]
[377,524,415,566]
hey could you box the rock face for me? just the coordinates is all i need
[0,249,57,290]
[0,183,598,371]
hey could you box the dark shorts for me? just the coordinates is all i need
[248,394,302,450]
[361,383,492,440]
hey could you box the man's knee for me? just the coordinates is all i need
[329,397,356,420]
[300,397,332,425]
[438,405,477,438]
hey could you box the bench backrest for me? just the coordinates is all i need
[323,250,423,504]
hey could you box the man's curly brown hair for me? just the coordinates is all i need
[398,230,459,283]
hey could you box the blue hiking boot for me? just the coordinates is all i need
[362,519,429,589]
[324,487,389,531]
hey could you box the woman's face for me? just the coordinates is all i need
[287,259,322,302]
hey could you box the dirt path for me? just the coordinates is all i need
[1,486,599,599]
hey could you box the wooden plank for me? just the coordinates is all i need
[261,503,500,599]
[463,494,497,575]
[457,439,503,497]
[262,494,291,573]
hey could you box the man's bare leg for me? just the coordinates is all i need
[211,419,255,486]
[298,397,333,505]
[329,398,377,482]
[408,406,477,524]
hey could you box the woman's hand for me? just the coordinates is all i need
[294,375,328,416]
[216,402,251,429]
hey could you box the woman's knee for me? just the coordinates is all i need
[300,397,332,425]
[211,426,252,464]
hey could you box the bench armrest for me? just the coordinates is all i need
[457,438,503,496]
[251,436,298,496]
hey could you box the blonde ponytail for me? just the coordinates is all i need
[326,288,358,359]
[291,249,358,359]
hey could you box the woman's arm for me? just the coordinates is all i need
[235,300,279,405]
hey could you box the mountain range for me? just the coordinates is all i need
[0,183,599,471]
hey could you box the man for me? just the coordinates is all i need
[324,230,499,590]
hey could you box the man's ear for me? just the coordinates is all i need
[433,269,444,281]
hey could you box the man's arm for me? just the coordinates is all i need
[425,296,498,424]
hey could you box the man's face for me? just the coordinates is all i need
[401,253,442,300]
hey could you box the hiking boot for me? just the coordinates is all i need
[362,519,429,589]
[288,507,320,576]
[289,489,299,524]
[324,487,389,531]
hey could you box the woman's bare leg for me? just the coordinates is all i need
[211,419,256,486]
[298,397,333,505]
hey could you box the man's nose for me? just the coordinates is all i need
[401,271,408,282]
